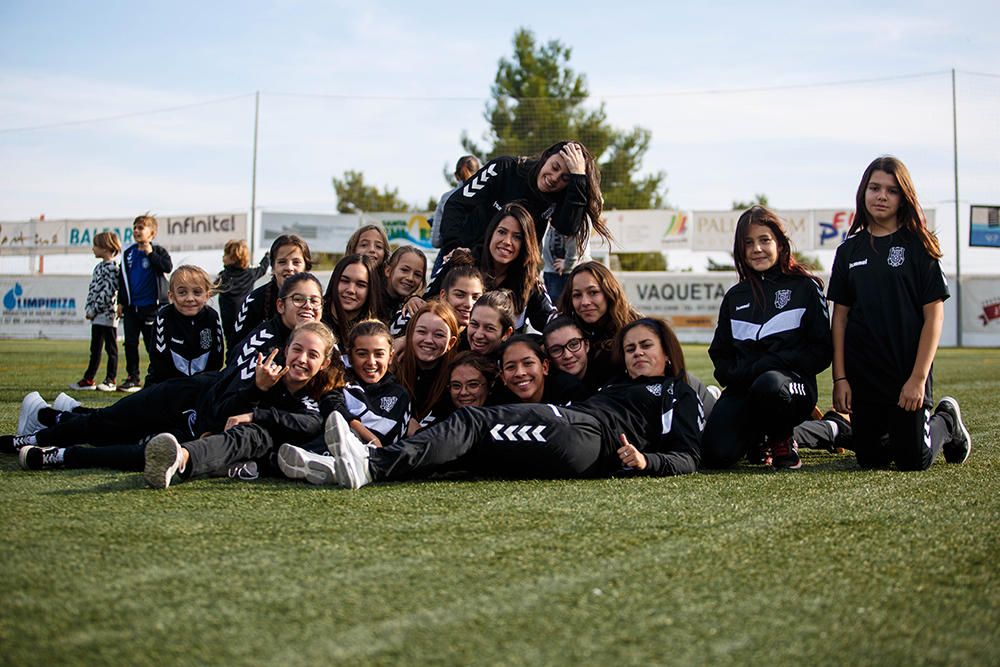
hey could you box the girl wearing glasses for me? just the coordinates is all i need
[10,275,332,471]
[230,234,312,352]
[495,334,588,406]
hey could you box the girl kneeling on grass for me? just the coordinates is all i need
[142,321,343,488]
[278,316,702,488]
[828,156,971,470]
[702,206,832,471]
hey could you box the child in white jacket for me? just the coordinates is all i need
[70,231,121,391]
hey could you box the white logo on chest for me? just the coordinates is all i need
[380,396,398,413]
[735,303,750,311]
[774,290,792,310]
[646,384,662,396]
[888,247,905,267]
[849,259,868,269]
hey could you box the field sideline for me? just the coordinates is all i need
[0,339,997,666]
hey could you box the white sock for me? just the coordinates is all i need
[824,420,839,440]
[52,448,66,464]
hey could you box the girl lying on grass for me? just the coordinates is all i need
[259,316,702,489]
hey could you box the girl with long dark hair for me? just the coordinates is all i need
[828,156,970,470]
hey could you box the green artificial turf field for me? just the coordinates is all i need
[0,340,997,666]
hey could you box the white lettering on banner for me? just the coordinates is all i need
[621,272,738,343]
[691,210,813,251]
[0,213,246,255]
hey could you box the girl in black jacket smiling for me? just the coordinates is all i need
[439,141,610,260]
[702,206,832,470]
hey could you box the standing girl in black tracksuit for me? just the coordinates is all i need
[217,239,269,350]
[828,156,971,470]
[702,206,832,470]
[230,234,312,354]
[285,316,702,488]
[145,266,225,386]
[12,274,326,471]
[439,140,611,261]
[141,321,345,488]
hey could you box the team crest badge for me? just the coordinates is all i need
[774,289,792,310]
[646,384,662,396]
[199,329,212,350]
[380,396,398,412]
[888,246,905,267]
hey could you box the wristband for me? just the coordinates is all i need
[833,377,848,383]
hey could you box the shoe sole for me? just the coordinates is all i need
[17,392,43,436]
[69,385,97,391]
[326,413,366,489]
[52,393,81,412]
[119,387,142,393]
[277,443,336,485]
[940,397,971,464]
[96,386,116,392]
[18,446,35,470]
[144,434,181,489]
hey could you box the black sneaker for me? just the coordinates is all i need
[747,442,773,466]
[19,446,64,470]
[227,461,259,481]
[119,377,142,393]
[936,397,971,464]
[821,410,852,453]
[771,437,802,470]
[0,434,36,453]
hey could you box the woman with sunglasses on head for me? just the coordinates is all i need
[279,317,702,487]
[439,141,610,264]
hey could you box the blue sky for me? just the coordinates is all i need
[1,1,998,270]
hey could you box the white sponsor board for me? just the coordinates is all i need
[691,210,814,251]
[1,275,90,339]
[960,275,1000,346]
[591,209,689,253]
[0,213,246,256]
[259,210,435,254]
[619,272,738,343]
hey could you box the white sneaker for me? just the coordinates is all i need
[52,392,82,413]
[707,385,722,400]
[277,443,338,485]
[325,412,372,489]
[143,433,183,489]
[96,381,117,392]
[17,392,49,436]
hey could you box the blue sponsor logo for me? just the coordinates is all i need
[3,283,76,310]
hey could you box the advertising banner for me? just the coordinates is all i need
[618,272,739,343]
[691,210,814,252]
[1,275,90,339]
[0,213,246,255]
[970,205,1000,248]
[961,275,1000,346]
[259,211,434,253]
[591,209,689,253]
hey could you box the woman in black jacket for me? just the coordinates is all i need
[702,206,832,470]
[439,141,610,260]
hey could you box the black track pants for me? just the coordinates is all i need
[370,404,607,481]
[851,400,950,471]
[701,370,816,469]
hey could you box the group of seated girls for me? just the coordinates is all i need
[3,154,972,488]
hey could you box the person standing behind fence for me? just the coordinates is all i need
[117,214,173,393]
[430,155,480,275]
[542,224,588,304]
[217,239,269,350]
[70,231,122,392]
